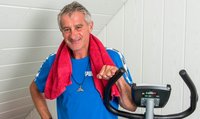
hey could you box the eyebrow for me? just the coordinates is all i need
[75,24,83,27]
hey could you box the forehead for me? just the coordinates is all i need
[61,11,86,24]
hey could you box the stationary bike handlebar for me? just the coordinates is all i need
[104,67,198,119]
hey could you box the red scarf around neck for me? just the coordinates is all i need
[44,34,120,100]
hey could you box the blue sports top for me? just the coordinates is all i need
[34,48,133,119]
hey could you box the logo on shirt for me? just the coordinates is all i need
[85,71,93,77]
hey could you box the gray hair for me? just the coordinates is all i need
[58,1,92,30]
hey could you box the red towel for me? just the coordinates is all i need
[44,34,120,100]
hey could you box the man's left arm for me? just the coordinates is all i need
[115,74,137,111]
[97,65,137,111]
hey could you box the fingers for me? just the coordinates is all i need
[97,65,118,80]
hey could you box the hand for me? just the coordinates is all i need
[97,65,118,80]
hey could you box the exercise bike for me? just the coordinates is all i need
[104,68,198,119]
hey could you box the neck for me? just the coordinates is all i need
[72,50,88,59]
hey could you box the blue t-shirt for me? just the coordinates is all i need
[34,48,133,119]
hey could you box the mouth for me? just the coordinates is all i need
[70,38,81,45]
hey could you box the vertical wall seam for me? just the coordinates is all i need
[161,0,166,114]
[182,0,188,111]
[123,0,128,54]
[105,26,107,46]
[141,0,144,83]
[122,5,125,54]
[161,0,165,85]
[183,0,187,72]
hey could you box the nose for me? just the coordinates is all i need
[70,29,78,40]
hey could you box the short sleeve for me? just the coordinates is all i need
[106,48,133,84]
[34,53,56,92]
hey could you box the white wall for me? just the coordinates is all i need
[98,0,200,119]
[0,1,62,119]
[25,0,200,118]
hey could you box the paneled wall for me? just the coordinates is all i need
[26,0,200,118]
[0,1,62,119]
[1,0,199,118]
[98,0,200,119]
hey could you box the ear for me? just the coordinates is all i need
[88,21,94,33]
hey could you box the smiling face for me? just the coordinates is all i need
[60,11,93,58]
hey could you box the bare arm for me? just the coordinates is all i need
[29,81,52,119]
[97,65,137,111]
[115,77,137,111]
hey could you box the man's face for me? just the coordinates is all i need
[60,11,93,54]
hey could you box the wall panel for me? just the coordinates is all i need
[0,97,32,112]
[0,76,33,92]
[0,47,57,65]
[0,31,62,49]
[142,0,164,85]
[0,88,30,103]
[107,7,124,52]
[124,0,143,84]
[0,105,33,119]
[161,0,186,114]
[0,6,29,29]
[0,62,41,80]
[97,27,107,45]
[184,0,200,118]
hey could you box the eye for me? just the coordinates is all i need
[75,25,83,31]
[62,28,71,33]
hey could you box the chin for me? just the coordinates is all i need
[71,47,83,52]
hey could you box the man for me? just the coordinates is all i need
[30,1,137,119]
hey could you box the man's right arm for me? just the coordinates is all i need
[29,81,52,119]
